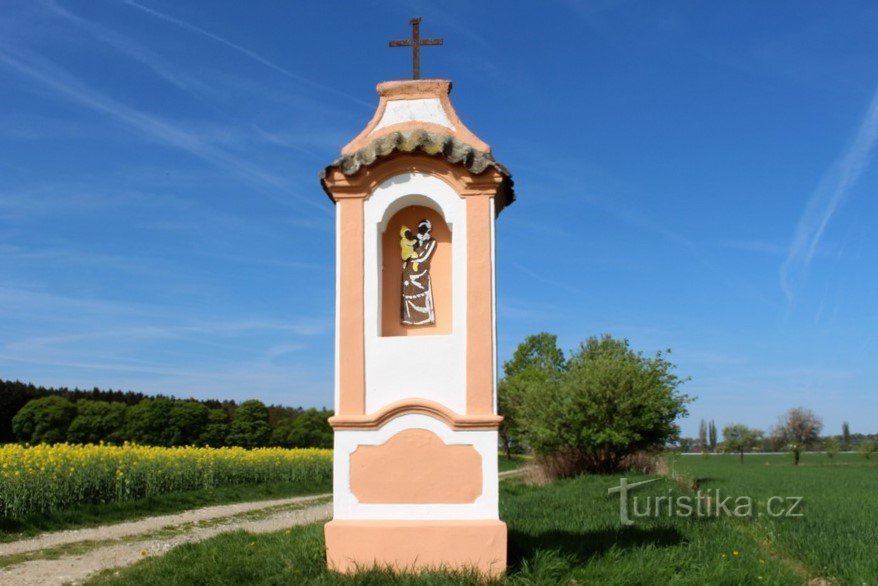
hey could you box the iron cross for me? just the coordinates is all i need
[389,17,443,80]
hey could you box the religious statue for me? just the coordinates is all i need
[400,219,436,325]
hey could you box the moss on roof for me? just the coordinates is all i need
[320,130,515,209]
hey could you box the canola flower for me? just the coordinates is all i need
[0,443,331,519]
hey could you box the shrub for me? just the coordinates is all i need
[519,335,690,476]
[771,407,823,465]
[824,437,840,459]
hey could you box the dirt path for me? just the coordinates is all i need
[0,495,331,586]
[0,468,530,585]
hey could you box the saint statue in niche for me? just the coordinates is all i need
[399,219,436,325]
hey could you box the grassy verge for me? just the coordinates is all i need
[89,466,808,584]
[673,452,878,584]
[0,479,331,542]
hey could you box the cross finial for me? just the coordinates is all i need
[389,17,443,80]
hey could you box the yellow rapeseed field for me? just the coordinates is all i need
[0,443,331,519]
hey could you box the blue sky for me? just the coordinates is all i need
[1,1,877,438]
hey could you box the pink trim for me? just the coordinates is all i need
[341,79,490,155]
[328,398,502,431]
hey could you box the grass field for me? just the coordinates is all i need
[673,452,878,584]
[89,452,878,585]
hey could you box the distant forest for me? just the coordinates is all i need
[0,379,332,449]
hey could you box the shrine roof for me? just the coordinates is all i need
[319,79,515,210]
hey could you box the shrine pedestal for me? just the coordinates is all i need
[325,520,507,577]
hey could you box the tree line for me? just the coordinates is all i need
[681,413,878,464]
[1,380,332,449]
[496,332,877,477]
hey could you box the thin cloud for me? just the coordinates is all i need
[120,0,371,110]
[780,83,878,303]
[44,0,211,98]
[0,46,325,212]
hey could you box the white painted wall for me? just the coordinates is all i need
[371,98,455,133]
[333,414,499,520]
[362,173,468,414]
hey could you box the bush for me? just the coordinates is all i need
[859,441,877,460]
[519,335,690,475]
[824,437,840,459]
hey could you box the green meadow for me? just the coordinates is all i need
[90,453,878,585]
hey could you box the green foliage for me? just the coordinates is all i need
[708,420,717,452]
[721,423,763,463]
[859,440,877,459]
[125,398,176,446]
[841,421,851,450]
[498,332,566,458]
[0,379,147,443]
[1,380,333,450]
[519,334,690,475]
[698,419,707,453]
[11,396,76,444]
[270,409,333,448]
[824,437,840,459]
[67,400,127,445]
[198,409,230,447]
[167,401,210,446]
[504,332,567,376]
[227,400,272,448]
[772,407,823,465]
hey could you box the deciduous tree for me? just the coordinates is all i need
[722,424,762,463]
[227,400,271,448]
[67,400,127,444]
[518,335,691,475]
[497,332,566,459]
[772,407,823,465]
[125,398,176,446]
[11,396,76,444]
[198,409,230,447]
[271,409,333,448]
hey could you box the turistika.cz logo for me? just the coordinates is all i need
[608,478,804,526]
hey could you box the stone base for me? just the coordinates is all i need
[324,519,507,577]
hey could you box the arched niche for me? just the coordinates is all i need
[381,202,452,337]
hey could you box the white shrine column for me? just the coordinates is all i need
[319,79,514,577]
